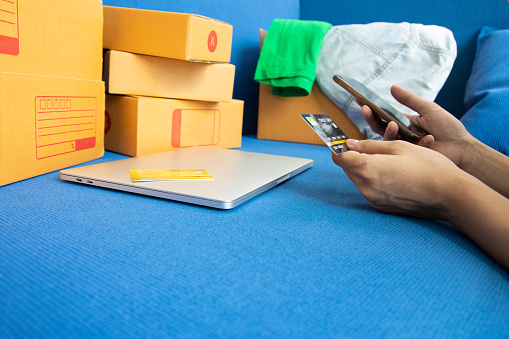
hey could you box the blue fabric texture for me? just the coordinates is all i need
[1,137,509,337]
[461,26,509,156]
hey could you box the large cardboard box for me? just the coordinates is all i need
[103,6,233,63]
[105,95,244,157]
[0,73,105,186]
[104,50,235,102]
[257,83,366,144]
[0,0,103,80]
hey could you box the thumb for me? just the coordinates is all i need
[391,85,440,117]
[346,139,405,155]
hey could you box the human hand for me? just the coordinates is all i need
[332,139,466,219]
[360,85,475,168]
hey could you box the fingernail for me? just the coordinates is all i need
[423,135,434,147]
[346,139,359,147]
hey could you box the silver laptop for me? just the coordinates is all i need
[60,147,313,209]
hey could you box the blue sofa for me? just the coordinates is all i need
[1,0,508,337]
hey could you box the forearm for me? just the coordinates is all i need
[460,139,509,199]
[444,172,509,270]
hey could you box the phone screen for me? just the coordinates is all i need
[333,75,422,143]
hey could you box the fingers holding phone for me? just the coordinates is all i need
[358,104,397,141]
[359,103,434,147]
[333,75,425,143]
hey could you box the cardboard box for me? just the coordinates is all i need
[0,0,103,80]
[257,83,366,145]
[104,50,235,102]
[103,6,233,63]
[105,95,243,157]
[0,73,105,186]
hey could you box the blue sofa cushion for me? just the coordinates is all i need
[461,26,509,155]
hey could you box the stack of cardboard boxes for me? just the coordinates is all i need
[0,3,244,186]
[0,0,105,186]
[102,6,244,157]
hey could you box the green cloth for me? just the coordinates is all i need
[254,19,332,97]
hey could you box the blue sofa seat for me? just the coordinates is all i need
[1,0,508,337]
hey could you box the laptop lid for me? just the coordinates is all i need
[60,147,313,209]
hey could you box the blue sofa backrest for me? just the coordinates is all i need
[300,0,509,119]
[103,0,508,133]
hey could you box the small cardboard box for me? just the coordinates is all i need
[105,95,244,157]
[257,83,366,144]
[0,73,105,186]
[104,50,235,102]
[0,0,103,80]
[103,6,233,63]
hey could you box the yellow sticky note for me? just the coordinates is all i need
[130,169,214,182]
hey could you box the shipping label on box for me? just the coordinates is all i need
[105,95,243,157]
[0,0,103,80]
[103,6,233,63]
[0,73,105,186]
[257,83,365,145]
[0,0,19,56]
[104,50,235,102]
[35,96,99,160]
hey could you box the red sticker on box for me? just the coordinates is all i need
[208,30,217,53]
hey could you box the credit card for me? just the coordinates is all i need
[301,114,349,154]
[130,169,214,182]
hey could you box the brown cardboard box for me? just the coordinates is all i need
[103,6,233,63]
[0,73,105,186]
[0,0,103,80]
[104,50,235,102]
[257,83,366,145]
[105,95,244,157]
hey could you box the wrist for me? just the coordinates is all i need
[438,170,479,224]
[457,135,483,174]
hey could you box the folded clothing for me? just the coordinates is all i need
[316,22,457,139]
[254,19,332,97]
